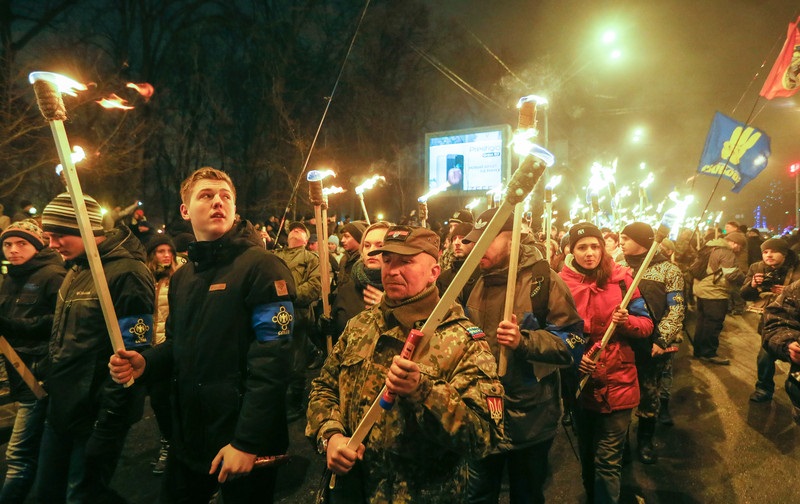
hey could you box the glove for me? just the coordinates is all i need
[318,315,335,338]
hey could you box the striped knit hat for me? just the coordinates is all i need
[42,193,104,237]
[0,219,46,250]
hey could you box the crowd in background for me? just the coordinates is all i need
[1,183,800,503]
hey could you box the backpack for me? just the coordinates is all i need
[688,245,715,280]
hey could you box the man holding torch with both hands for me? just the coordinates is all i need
[306,225,504,503]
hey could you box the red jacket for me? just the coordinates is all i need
[559,258,653,413]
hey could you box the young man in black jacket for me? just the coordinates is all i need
[36,193,155,503]
[0,220,66,503]
[110,167,297,504]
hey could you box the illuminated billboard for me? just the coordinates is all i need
[425,124,512,195]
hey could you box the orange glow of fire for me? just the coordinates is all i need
[96,94,134,110]
[126,82,154,102]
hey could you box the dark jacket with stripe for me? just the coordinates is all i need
[144,220,297,473]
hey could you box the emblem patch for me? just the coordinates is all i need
[474,218,487,230]
[487,396,504,425]
[274,280,289,297]
[209,283,226,292]
[466,326,485,340]
[387,229,410,241]
[129,318,151,345]
[272,305,294,336]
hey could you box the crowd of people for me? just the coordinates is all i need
[0,169,799,503]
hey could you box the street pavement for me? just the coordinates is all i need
[1,307,798,503]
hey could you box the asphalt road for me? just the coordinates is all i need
[1,308,798,503]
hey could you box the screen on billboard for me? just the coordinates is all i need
[425,124,511,195]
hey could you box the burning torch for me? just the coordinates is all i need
[544,175,562,264]
[354,175,384,225]
[29,71,133,385]
[418,182,449,228]
[308,169,336,353]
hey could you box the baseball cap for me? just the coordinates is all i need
[368,225,439,260]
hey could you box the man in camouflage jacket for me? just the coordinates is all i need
[306,225,504,503]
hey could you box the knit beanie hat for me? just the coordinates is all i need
[146,234,176,256]
[0,219,46,250]
[328,234,340,246]
[761,238,789,255]
[341,221,366,243]
[41,193,104,237]
[568,222,604,252]
[724,231,746,248]
[621,222,655,250]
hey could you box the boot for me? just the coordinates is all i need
[152,437,169,475]
[658,397,674,426]
[636,418,658,465]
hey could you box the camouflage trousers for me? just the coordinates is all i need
[634,351,669,419]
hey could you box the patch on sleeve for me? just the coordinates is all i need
[274,280,289,297]
[466,325,485,340]
[667,291,683,307]
[487,396,504,425]
[252,302,294,342]
[120,314,153,349]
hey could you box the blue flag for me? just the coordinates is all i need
[696,112,771,193]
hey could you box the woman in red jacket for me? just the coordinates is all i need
[559,223,653,504]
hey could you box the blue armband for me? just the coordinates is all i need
[666,291,682,307]
[252,302,295,342]
[120,314,154,349]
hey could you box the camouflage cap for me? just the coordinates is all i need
[368,225,439,260]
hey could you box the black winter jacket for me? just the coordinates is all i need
[0,247,66,401]
[144,220,297,473]
[48,226,155,437]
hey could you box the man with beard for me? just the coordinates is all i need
[436,221,479,299]
[461,208,584,504]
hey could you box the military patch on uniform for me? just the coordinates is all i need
[274,280,289,297]
[120,314,153,349]
[487,396,504,425]
[209,283,226,292]
[252,302,294,342]
[565,333,586,350]
[386,229,410,241]
[466,325,485,340]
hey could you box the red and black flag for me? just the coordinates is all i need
[760,16,800,100]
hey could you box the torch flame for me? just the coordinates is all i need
[545,175,562,190]
[355,175,385,195]
[306,169,336,182]
[418,182,450,203]
[28,71,88,96]
[322,186,345,196]
[126,82,155,102]
[465,198,481,210]
[96,94,134,110]
[55,145,86,176]
[639,172,655,189]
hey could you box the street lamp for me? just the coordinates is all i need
[790,162,800,228]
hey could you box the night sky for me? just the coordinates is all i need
[435,0,800,228]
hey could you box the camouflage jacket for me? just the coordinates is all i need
[306,301,504,503]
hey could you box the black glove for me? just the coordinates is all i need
[318,315,335,338]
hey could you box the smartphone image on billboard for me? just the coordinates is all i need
[446,154,464,191]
